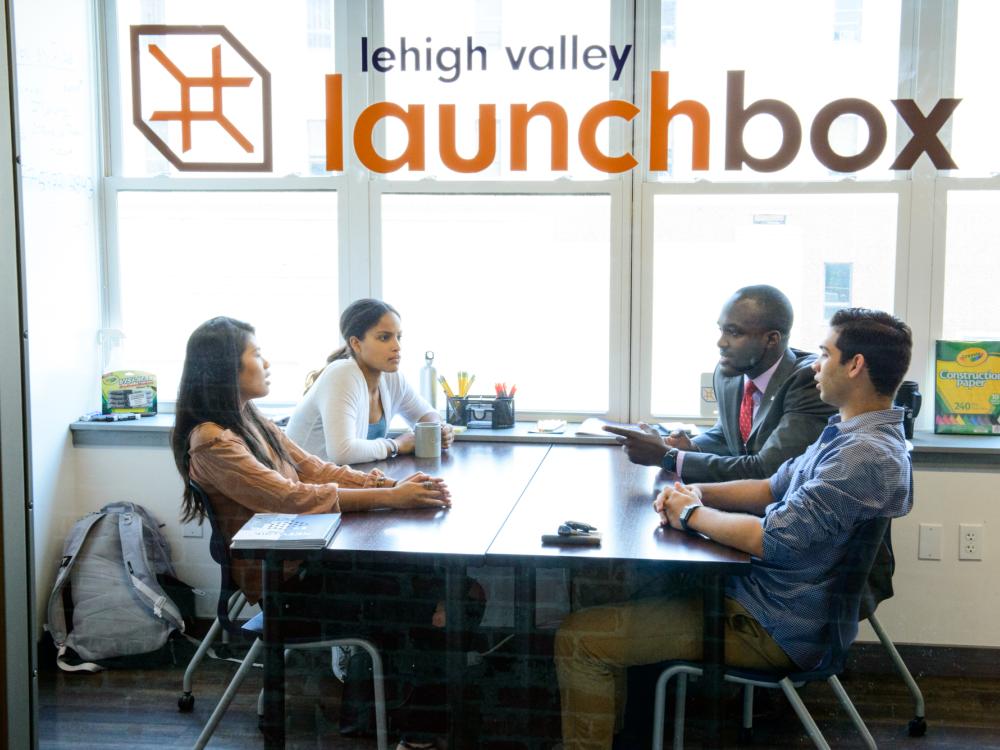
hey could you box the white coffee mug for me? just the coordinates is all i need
[414,422,442,458]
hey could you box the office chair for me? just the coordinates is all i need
[652,517,889,750]
[178,589,249,712]
[862,519,926,737]
[184,481,388,750]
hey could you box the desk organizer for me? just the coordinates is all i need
[446,396,515,429]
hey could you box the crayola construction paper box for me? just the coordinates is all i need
[934,341,1000,435]
[101,370,157,414]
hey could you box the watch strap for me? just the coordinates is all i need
[679,503,700,531]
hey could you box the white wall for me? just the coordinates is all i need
[66,442,1000,645]
[860,466,1000,647]
[14,0,103,632]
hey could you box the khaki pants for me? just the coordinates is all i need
[554,596,795,750]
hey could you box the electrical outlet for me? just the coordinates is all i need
[959,523,984,561]
[918,523,942,560]
[182,521,204,539]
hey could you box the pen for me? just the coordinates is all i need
[509,385,516,398]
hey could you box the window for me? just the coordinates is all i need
[306,0,333,49]
[380,194,611,413]
[107,0,345,405]
[646,193,896,416]
[652,0,901,182]
[824,262,853,321]
[306,119,327,175]
[642,0,905,418]
[113,0,338,177]
[661,0,676,47]
[942,192,1000,340]
[833,0,863,43]
[115,191,339,403]
[952,3,1000,175]
[372,0,626,416]
[378,0,617,181]
[93,0,997,421]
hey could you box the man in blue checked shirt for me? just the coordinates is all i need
[556,308,913,750]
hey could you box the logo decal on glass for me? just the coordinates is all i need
[130,25,272,172]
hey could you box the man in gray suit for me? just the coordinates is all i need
[607,285,835,482]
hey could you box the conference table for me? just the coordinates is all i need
[233,441,751,749]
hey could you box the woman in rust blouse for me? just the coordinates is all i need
[171,316,453,749]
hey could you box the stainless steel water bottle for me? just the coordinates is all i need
[420,350,437,408]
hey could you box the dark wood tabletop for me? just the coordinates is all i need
[327,441,551,559]
[242,441,749,749]
[486,444,750,572]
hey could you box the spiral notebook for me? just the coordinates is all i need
[231,513,342,550]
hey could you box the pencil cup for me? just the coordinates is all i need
[490,397,515,429]
[414,422,442,458]
[446,397,468,426]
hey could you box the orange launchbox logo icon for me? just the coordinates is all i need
[130,25,272,171]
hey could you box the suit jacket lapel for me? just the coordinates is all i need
[749,349,797,440]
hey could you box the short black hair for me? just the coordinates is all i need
[830,308,912,397]
[732,285,794,337]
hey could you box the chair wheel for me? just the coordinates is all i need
[908,716,927,737]
[177,693,195,712]
[737,726,754,745]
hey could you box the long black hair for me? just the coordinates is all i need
[172,316,293,522]
[303,298,400,393]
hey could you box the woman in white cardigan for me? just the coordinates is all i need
[287,298,454,464]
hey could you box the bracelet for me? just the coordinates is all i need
[387,438,399,458]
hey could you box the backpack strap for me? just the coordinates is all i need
[55,645,104,673]
[117,512,185,632]
[45,512,106,649]
[131,503,178,577]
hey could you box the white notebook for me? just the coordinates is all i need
[231,513,342,550]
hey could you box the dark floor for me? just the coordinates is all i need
[37,641,1000,749]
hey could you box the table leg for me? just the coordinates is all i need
[262,557,285,749]
[445,564,468,747]
[702,573,724,749]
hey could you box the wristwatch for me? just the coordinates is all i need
[679,503,701,532]
[387,438,399,458]
[660,448,679,473]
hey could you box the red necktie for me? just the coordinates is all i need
[739,379,757,444]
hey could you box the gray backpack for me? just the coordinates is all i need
[46,502,186,672]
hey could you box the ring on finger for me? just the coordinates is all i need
[423,480,434,489]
